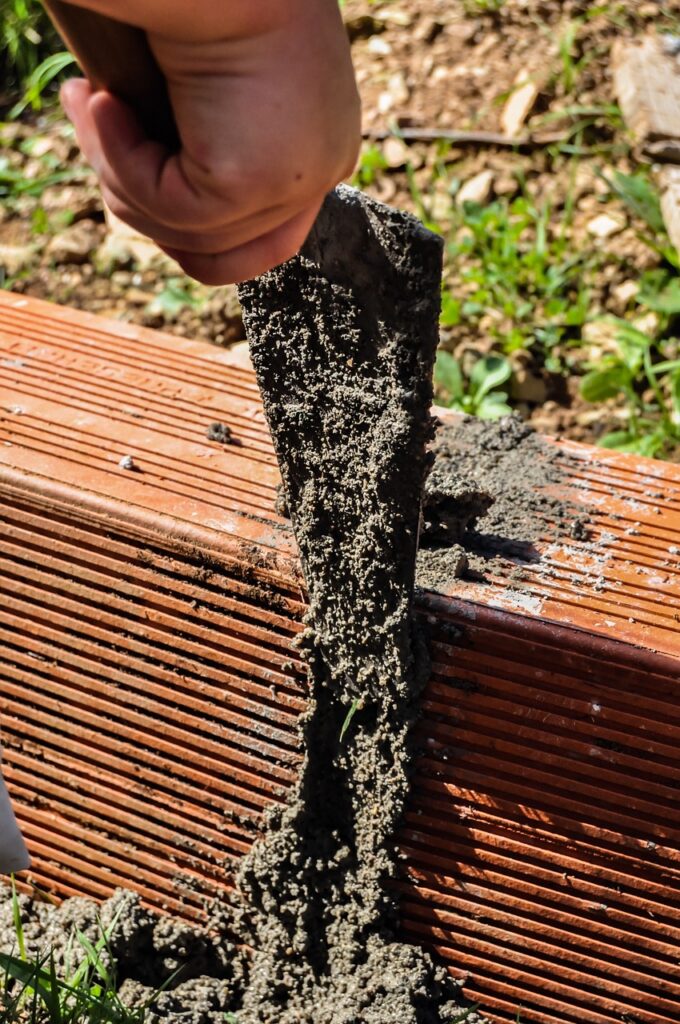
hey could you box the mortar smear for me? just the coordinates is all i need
[235,185,465,1023]
[418,414,590,589]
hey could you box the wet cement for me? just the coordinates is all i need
[235,185,463,1022]
[0,887,245,1024]
[0,187,476,1023]
[418,414,590,589]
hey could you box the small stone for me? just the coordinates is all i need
[494,175,519,197]
[611,280,638,308]
[0,242,36,275]
[587,213,626,239]
[382,136,410,168]
[376,7,413,28]
[501,73,539,138]
[662,34,680,56]
[118,455,137,471]
[456,170,494,206]
[367,36,392,56]
[206,422,233,444]
[389,71,410,101]
[415,18,444,44]
[46,221,99,264]
[125,288,153,306]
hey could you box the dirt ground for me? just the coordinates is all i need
[1,0,680,450]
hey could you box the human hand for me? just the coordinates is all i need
[59,1,361,284]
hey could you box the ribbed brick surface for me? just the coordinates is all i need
[0,291,678,1024]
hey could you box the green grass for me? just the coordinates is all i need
[445,187,597,369]
[1,0,73,115]
[0,1,60,88]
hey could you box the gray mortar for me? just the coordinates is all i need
[417,414,590,589]
[235,185,465,1023]
[0,887,245,1024]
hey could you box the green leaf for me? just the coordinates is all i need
[580,365,630,403]
[0,952,60,1011]
[76,931,113,990]
[475,394,513,419]
[11,876,26,962]
[470,355,512,401]
[339,699,361,743]
[9,51,76,119]
[440,291,461,327]
[599,429,637,449]
[146,280,202,318]
[638,278,680,315]
[434,351,464,401]
[670,369,680,420]
[599,429,665,457]
[609,171,665,234]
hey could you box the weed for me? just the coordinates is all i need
[435,351,513,419]
[339,698,362,742]
[446,190,595,369]
[0,881,175,1024]
[9,51,76,118]
[580,318,680,457]
[145,279,205,319]
[351,144,388,189]
[447,1004,481,1023]
[0,0,60,92]
[0,155,87,202]
[554,20,592,96]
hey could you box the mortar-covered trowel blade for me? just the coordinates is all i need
[238,186,443,692]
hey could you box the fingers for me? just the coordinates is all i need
[60,78,326,284]
[163,200,323,285]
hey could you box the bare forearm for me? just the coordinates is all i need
[52,0,335,42]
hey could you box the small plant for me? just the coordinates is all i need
[447,192,595,368]
[0,880,173,1024]
[434,350,513,419]
[554,20,592,96]
[145,279,205,319]
[339,698,362,742]
[0,0,61,93]
[351,145,388,189]
[9,51,76,119]
[447,1004,480,1023]
[580,318,680,457]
